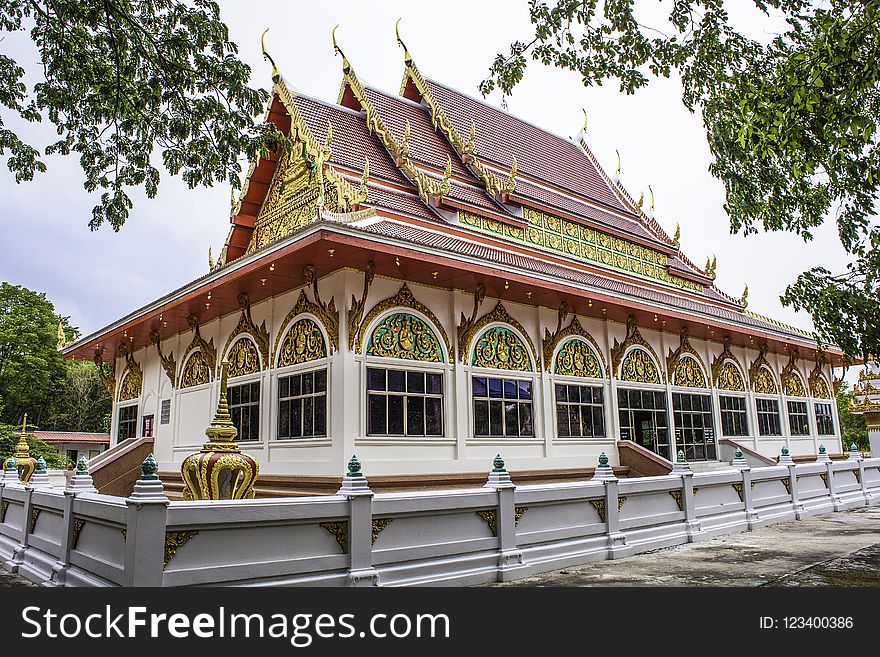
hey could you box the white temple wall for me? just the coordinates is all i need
[106,273,843,477]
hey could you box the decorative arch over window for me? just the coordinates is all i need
[226,337,261,378]
[610,316,664,383]
[619,347,662,384]
[472,325,533,371]
[117,345,143,402]
[807,350,832,399]
[355,284,452,363]
[666,327,708,389]
[276,317,327,368]
[366,312,444,363]
[221,292,270,376]
[541,306,608,378]
[780,350,807,397]
[711,336,746,392]
[180,314,216,389]
[749,343,779,395]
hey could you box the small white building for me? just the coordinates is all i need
[32,431,110,464]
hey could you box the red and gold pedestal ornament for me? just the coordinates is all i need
[181,359,259,500]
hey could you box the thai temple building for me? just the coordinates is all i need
[62,30,849,493]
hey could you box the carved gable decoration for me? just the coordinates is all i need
[611,316,664,383]
[150,330,177,388]
[809,353,831,399]
[93,346,116,400]
[277,318,327,367]
[667,327,707,389]
[117,344,143,402]
[472,325,532,372]
[749,343,778,394]
[180,315,216,389]
[459,300,537,370]
[711,336,745,392]
[543,308,607,378]
[222,293,270,376]
[367,313,443,363]
[780,350,807,397]
[619,348,662,384]
[356,284,451,363]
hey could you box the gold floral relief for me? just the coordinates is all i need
[473,326,532,371]
[780,351,807,397]
[555,339,602,379]
[674,356,707,388]
[226,338,260,379]
[180,350,212,388]
[367,313,443,363]
[753,367,778,395]
[620,348,661,384]
[716,361,746,391]
[118,370,142,402]
[278,318,327,367]
[810,374,831,399]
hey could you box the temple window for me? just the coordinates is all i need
[473,376,534,438]
[367,368,443,437]
[228,381,261,441]
[278,370,327,439]
[554,384,605,438]
[815,402,835,436]
[672,392,717,461]
[719,395,749,437]
[117,404,138,440]
[617,388,670,460]
[787,400,810,436]
[756,398,782,436]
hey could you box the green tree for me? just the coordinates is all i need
[0,423,67,469]
[0,282,67,426]
[836,380,869,451]
[1,0,285,230]
[46,360,112,433]
[482,0,880,360]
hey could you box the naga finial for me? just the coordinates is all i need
[208,246,215,271]
[260,29,280,83]
[614,149,621,176]
[740,283,749,307]
[636,191,644,211]
[506,155,517,192]
[581,108,588,134]
[395,18,411,64]
[332,25,351,73]
[672,222,681,247]
[359,156,370,196]
[648,185,655,212]
[401,119,411,158]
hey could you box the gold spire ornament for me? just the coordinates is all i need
[581,108,588,134]
[672,223,681,248]
[180,359,259,500]
[260,29,280,83]
[615,150,621,176]
[208,247,215,272]
[740,284,749,308]
[648,185,655,212]
[14,413,37,484]
[636,191,644,211]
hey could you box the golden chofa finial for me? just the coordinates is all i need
[740,283,749,308]
[261,29,280,83]
[581,108,588,134]
[56,320,66,350]
[208,246,215,272]
[648,185,655,212]
[614,149,621,176]
[395,18,412,65]
[505,155,518,193]
[332,25,351,74]
[636,191,644,211]
[672,222,681,247]
[359,156,370,196]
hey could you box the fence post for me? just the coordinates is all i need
[777,447,804,518]
[484,455,524,581]
[5,484,32,573]
[123,455,169,587]
[848,445,872,504]
[50,456,98,587]
[672,451,702,542]
[593,453,626,558]
[740,466,759,530]
[338,455,378,587]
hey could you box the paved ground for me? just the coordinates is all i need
[492,506,880,587]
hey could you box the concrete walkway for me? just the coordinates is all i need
[493,506,880,587]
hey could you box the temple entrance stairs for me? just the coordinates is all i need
[87,437,154,496]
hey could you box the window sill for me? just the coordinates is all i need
[467,438,544,446]
[270,438,332,448]
[553,437,615,445]
[355,437,455,447]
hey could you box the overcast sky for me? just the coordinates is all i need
[0,1,858,373]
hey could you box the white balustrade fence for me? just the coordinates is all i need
[1,456,878,587]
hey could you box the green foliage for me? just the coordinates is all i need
[0,424,68,469]
[0,0,287,230]
[484,0,879,360]
[836,380,869,452]
[46,360,112,433]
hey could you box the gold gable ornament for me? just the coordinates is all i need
[611,316,664,383]
[711,336,746,392]
[667,327,708,389]
[808,351,832,399]
[542,304,608,378]
[749,343,778,395]
[780,350,807,397]
[180,359,259,501]
[180,315,216,389]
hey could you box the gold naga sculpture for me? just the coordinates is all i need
[180,359,259,500]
